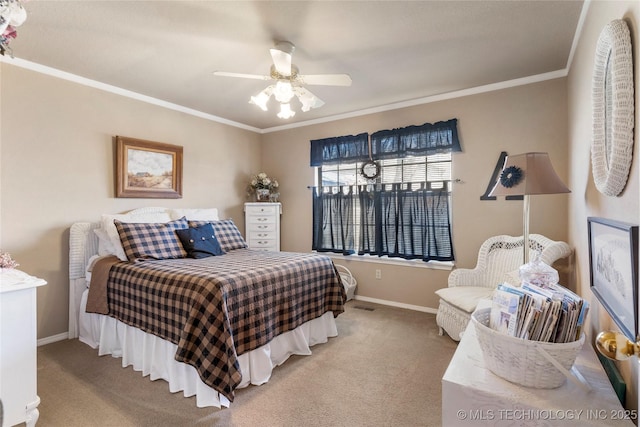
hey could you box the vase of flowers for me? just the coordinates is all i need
[248,172,279,202]
[0,251,19,269]
[256,188,270,201]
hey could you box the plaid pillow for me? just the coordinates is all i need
[115,217,189,261]
[188,219,247,252]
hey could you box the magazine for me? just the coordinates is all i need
[490,289,520,336]
[487,282,587,343]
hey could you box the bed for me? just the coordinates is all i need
[68,207,345,408]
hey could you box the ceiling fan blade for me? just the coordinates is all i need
[270,41,294,76]
[298,74,352,87]
[213,71,272,81]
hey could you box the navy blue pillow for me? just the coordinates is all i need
[176,223,225,259]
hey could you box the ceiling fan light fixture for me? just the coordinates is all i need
[277,103,295,119]
[296,87,324,112]
[273,80,295,103]
[249,85,273,111]
[222,41,350,119]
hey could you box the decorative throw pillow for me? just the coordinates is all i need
[114,217,189,262]
[176,223,225,259]
[188,219,248,252]
[101,211,173,261]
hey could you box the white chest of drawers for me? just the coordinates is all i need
[0,269,47,427]
[244,202,281,251]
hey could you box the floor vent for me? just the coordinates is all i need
[353,305,375,311]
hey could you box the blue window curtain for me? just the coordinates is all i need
[370,118,461,160]
[396,188,454,261]
[310,132,369,166]
[358,185,454,261]
[312,187,357,255]
[358,187,379,255]
[311,118,459,262]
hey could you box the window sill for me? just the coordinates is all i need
[320,252,454,271]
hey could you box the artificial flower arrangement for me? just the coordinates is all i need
[1,0,28,56]
[0,251,19,269]
[247,172,279,201]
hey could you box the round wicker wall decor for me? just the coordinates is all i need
[591,19,635,197]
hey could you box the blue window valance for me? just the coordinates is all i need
[370,118,461,160]
[309,119,461,166]
[310,132,369,166]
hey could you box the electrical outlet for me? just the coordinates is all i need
[375,269,381,279]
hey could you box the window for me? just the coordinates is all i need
[310,119,460,262]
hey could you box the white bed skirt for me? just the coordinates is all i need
[78,290,338,408]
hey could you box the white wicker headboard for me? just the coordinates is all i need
[68,221,101,339]
[67,207,220,339]
[69,222,101,280]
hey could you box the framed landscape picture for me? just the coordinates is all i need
[116,136,183,198]
[588,217,639,341]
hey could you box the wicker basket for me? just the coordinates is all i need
[471,308,585,389]
[335,264,357,301]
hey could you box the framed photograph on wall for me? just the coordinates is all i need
[588,217,639,341]
[116,136,183,198]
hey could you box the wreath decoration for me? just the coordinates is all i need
[500,166,523,188]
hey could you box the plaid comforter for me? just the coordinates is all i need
[86,249,345,401]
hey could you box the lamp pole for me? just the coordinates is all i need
[523,194,530,265]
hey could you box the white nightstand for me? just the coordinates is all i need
[244,202,282,251]
[0,269,47,427]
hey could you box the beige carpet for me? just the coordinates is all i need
[36,302,457,426]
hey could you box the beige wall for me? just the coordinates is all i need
[262,78,570,309]
[0,64,262,339]
[567,0,640,412]
[1,63,571,341]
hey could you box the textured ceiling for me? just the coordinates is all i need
[6,1,584,132]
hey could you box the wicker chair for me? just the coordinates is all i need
[435,234,572,341]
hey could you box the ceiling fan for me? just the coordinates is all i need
[213,41,352,119]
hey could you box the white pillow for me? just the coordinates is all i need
[101,211,173,261]
[169,208,219,221]
[94,227,116,257]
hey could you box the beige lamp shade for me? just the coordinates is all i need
[489,152,570,197]
[489,152,570,264]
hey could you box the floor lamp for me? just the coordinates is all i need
[488,152,570,264]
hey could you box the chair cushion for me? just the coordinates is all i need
[435,286,495,313]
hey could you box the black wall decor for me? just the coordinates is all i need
[480,151,524,201]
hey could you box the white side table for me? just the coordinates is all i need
[0,269,47,427]
[442,310,635,426]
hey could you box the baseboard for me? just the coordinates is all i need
[353,295,438,314]
[38,332,69,347]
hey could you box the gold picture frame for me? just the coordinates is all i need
[115,136,183,198]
